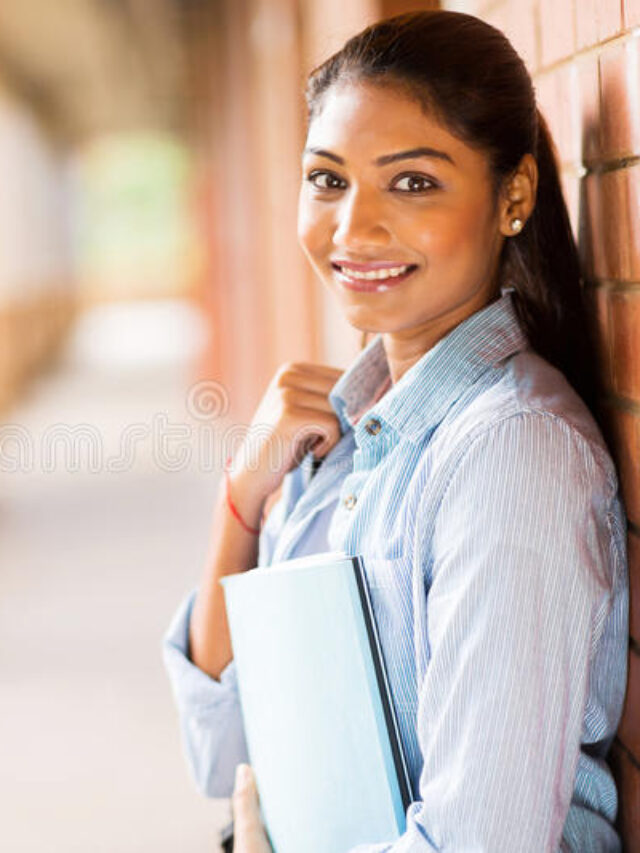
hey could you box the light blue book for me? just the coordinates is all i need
[220,551,413,853]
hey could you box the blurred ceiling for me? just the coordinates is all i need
[0,0,194,143]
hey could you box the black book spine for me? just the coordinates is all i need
[351,555,414,811]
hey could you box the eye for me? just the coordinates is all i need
[391,173,439,194]
[306,170,347,191]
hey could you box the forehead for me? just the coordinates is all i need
[306,81,488,174]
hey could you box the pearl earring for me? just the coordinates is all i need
[510,217,523,233]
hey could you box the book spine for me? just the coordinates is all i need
[351,556,414,811]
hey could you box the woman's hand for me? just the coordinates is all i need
[189,362,343,681]
[232,764,272,853]
[228,362,343,512]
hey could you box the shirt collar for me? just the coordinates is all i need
[329,290,528,444]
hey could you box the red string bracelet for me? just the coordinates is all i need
[224,458,261,536]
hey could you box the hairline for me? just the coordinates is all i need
[306,70,507,205]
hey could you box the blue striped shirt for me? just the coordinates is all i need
[164,291,628,851]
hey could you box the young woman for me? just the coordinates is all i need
[164,11,628,851]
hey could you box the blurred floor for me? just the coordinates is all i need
[0,300,229,852]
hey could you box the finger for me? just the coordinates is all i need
[233,764,262,832]
[278,361,344,378]
[276,371,343,398]
[232,766,273,853]
[279,386,338,414]
[278,372,340,395]
[289,410,342,459]
[234,762,254,793]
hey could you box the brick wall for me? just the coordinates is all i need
[0,84,75,415]
[444,0,640,847]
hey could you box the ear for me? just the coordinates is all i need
[497,153,538,238]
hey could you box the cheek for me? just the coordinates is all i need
[412,200,495,260]
[297,204,333,262]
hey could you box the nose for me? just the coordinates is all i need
[332,187,391,250]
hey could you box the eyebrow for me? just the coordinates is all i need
[303,146,455,166]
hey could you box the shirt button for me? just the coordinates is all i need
[364,418,382,435]
[343,494,357,510]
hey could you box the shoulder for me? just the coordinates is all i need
[417,356,626,597]
[428,349,618,497]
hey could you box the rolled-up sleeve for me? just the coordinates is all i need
[349,411,624,852]
[163,590,249,797]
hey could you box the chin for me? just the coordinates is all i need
[325,282,408,334]
[341,309,400,335]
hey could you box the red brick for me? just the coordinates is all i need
[537,73,565,162]
[482,2,508,35]
[577,55,601,164]
[578,172,603,279]
[596,0,624,40]
[627,164,640,280]
[624,0,640,28]
[538,64,581,168]
[629,530,640,646]
[585,284,614,390]
[576,0,600,49]
[536,72,556,127]
[618,647,640,757]
[381,0,440,14]
[610,288,640,401]
[504,0,539,72]
[576,0,623,46]
[561,64,582,166]
[608,407,640,527]
[560,171,580,236]
[609,740,640,850]
[599,169,632,280]
[539,0,576,66]
[599,38,640,161]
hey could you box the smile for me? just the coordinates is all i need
[331,262,418,292]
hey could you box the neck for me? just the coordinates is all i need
[382,327,446,384]
[382,292,500,384]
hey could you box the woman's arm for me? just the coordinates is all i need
[188,474,265,680]
[188,361,343,680]
[349,411,626,852]
[163,362,342,796]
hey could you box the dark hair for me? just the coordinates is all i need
[305,11,598,417]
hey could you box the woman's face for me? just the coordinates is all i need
[297,81,508,341]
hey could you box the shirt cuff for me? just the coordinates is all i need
[162,588,238,713]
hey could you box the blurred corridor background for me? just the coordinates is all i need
[1,0,639,850]
[0,2,437,850]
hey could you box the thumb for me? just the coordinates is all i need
[234,762,255,794]
[233,763,262,829]
[232,764,272,852]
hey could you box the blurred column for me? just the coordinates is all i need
[250,0,325,372]
[0,82,74,415]
[189,0,440,421]
[187,0,271,421]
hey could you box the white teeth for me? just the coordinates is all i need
[337,264,411,281]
